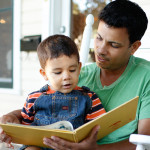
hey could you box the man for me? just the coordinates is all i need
[1,0,150,149]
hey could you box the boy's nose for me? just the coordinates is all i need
[63,72,71,80]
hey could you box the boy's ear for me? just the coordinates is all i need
[79,62,82,72]
[39,68,48,81]
[130,40,141,55]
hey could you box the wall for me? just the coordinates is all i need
[131,0,150,61]
[21,0,43,37]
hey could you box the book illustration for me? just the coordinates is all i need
[0,96,139,148]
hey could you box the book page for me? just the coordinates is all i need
[6,120,74,131]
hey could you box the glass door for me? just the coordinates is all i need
[42,0,72,40]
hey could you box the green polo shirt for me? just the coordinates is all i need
[78,55,150,144]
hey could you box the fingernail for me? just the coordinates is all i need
[96,125,100,131]
[51,136,55,140]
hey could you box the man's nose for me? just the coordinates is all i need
[95,42,107,55]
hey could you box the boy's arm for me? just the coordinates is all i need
[86,92,106,121]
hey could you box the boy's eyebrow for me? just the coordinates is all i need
[52,64,78,71]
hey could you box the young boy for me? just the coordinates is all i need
[20,34,106,150]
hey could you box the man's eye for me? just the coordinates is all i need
[111,44,120,48]
[96,35,102,41]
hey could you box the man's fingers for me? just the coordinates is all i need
[5,143,14,149]
[51,136,73,150]
[87,125,100,141]
[0,130,12,144]
[43,136,74,150]
[43,137,58,149]
[43,126,100,150]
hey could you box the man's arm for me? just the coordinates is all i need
[0,109,22,124]
[43,118,150,150]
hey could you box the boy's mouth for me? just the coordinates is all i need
[63,84,72,89]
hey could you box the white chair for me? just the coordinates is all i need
[80,14,150,150]
[80,14,94,67]
[130,134,150,150]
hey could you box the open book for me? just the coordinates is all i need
[0,96,139,148]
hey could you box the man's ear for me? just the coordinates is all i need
[39,68,48,81]
[130,40,141,55]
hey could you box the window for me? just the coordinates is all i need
[0,0,21,94]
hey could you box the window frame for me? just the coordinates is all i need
[0,0,21,94]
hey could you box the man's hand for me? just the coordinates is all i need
[43,125,100,150]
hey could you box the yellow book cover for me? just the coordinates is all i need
[0,96,139,148]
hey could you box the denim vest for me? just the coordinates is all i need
[31,85,92,130]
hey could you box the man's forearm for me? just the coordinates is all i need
[7,109,22,123]
[96,139,136,150]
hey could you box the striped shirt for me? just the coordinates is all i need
[21,86,106,125]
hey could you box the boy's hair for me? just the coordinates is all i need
[37,34,79,69]
[99,0,148,44]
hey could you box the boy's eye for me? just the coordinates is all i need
[70,69,76,72]
[54,72,61,74]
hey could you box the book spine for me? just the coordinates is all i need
[73,131,78,143]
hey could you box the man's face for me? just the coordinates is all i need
[94,21,133,71]
[41,55,81,94]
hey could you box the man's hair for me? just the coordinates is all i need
[37,34,79,69]
[99,0,148,44]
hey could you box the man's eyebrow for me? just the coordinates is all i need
[97,32,101,37]
[109,41,122,45]
[97,32,122,46]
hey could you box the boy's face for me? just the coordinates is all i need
[40,55,81,94]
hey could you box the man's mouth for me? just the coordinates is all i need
[96,55,109,62]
